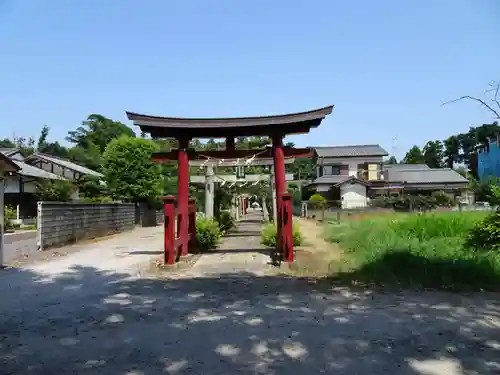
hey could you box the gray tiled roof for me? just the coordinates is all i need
[0,148,18,156]
[314,144,389,158]
[25,153,103,177]
[11,160,66,180]
[384,163,430,169]
[386,168,468,184]
[310,175,348,185]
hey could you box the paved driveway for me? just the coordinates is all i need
[2,230,37,263]
[0,219,499,374]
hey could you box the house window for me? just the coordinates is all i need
[323,165,340,175]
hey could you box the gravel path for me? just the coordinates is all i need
[0,217,500,374]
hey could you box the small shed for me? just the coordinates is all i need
[333,176,371,209]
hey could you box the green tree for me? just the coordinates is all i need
[0,138,15,148]
[12,136,36,156]
[385,156,398,165]
[422,140,444,168]
[102,136,163,202]
[403,145,425,164]
[37,125,49,151]
[67,114,136,154]
[35,125,70,158]
[76,175,108,199]
[290,158,316,180]
[36,180,76,201]
[443,135,460,168]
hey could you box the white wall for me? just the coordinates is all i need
[341,183,367,208]
[319,156,383,178]
[38,162,79,180]
[4,176,20,193]
[4,176,38,193]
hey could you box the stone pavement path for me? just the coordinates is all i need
[179,211,275,278]
[1,216,500,374]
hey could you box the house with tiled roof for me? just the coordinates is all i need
[308,145,468,209]
[0,148,102,218]
[24,152,103,180]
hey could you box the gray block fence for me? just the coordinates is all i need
[37,202,136,251]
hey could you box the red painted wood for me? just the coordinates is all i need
[163,196,176,265]
[281,193,294,262]
[177,142,190,256]
[273,135,287,260]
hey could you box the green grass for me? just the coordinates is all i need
[324,211,500,290]
[260,223,303,247]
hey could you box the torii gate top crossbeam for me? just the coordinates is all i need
[152,147,311,165]
[126,105,333,138]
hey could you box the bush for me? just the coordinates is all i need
[431,191,454,207]
[369,193,453,211]
[196,217,222,250]
[4,205,16,221]
[260,223,303,247]
[36,180,76,201]
[78,196,114,203]
[309,193,327,209]
[465,211,500,252]
[218,211,235,233]
[324,211,500,290]
[4,205,16,230]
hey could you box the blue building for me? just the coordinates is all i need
[477,139,500,182]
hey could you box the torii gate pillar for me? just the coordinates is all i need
[177,137,190,256]
[272,135,293,262]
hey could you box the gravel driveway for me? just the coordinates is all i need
[0,217,499,374]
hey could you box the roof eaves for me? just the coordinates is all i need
[0,153,20,172]
[25,153,103,177]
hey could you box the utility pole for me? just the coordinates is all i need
[392,136,398,162]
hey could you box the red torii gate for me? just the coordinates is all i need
[126,106,333,264]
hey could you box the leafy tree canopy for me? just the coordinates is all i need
[102,136,163,202]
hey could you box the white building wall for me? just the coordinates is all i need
[23,181,38,193]
[341,183,367,208]
[4,176,39,194]
[4,176,20,193]
[319,156,383,178]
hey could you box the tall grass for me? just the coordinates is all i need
[325,211,500,290]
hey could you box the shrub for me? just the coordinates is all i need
[36,180,76,201]
[260,223,303,247]
[309,193,326,209]
[4,205,16,230]
[196,217,222,250]
[4,205,16,221]
[431,191,454,207]
[78,196,114,203]
[465,211,500,252]
[218,211,235,233]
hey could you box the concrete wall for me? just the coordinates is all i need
[37,202,135,250]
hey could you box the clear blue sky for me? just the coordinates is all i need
[1,0,498,159]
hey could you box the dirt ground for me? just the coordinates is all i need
[1,215,500,374]
[287,217,344,277]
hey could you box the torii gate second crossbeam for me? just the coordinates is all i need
[126,105,334,264]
